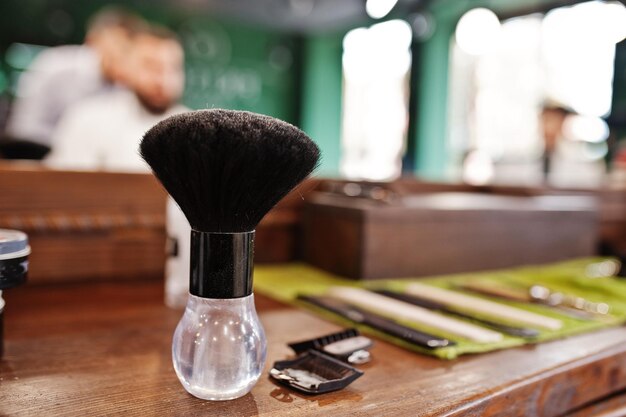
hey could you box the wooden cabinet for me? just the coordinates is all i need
[0,164,168,283]
[0,164,319,283]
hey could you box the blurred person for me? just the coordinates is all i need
[46,26,187,172]
[539,102,606,188]
[540,103,572,180]
[47,25,190,310]
[491,102,606,187]
[4,7,144,150]
[46,26,190,309]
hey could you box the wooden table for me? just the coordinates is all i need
[1,280,626,416]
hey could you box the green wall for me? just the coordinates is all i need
[412,0,497,179]
[0,1,300,124]
[299,33,344,176]
[413,12,455,179]
[178,19,299,123]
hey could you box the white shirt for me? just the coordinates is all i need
[46,89,187,172]
[7,45,108,146]
[47,88,192,308]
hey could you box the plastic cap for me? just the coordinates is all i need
[0,229,29,289]
[0,229,28,257]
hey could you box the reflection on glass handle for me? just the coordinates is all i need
[172,293,267,401]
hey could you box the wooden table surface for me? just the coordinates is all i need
[1,280,626,417]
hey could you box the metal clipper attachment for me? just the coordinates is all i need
[288,328,373,365]
[269,350,364,394]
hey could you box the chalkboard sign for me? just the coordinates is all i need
[178,18,298,124]
[0,2,300,126]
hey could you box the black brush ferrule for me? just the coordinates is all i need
[190,230,254,299]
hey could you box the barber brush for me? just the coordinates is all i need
[140,109,319,401]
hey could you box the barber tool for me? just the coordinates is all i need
[326,287,504,343]
[288,328,373,364]
[585,259,621,278]
[298,295,453,349]
[529,285,610,315]
[140,110,319,401]
[405,283,562,330]
[270,350,363,395]
[458,282,598,320]
[374,289,539,338]
[0,229,30,359]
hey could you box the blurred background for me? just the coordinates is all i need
[0,0,625,187]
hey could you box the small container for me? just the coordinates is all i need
[164,198,191,308]
[0,229,30,359]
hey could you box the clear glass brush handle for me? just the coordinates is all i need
[172,293,267,400]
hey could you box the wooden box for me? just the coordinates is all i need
[303,191,599,279]
[255,178,319,263]
[599,187,626,263]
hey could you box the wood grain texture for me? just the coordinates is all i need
[0,164,320,282]
[0,164,169,283]
[564,390,626,417]
[304,192,598,279]
[2,281,626,417]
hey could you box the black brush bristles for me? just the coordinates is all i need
[140,109,320,233]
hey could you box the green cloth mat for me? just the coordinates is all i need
[253,258,626,360]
